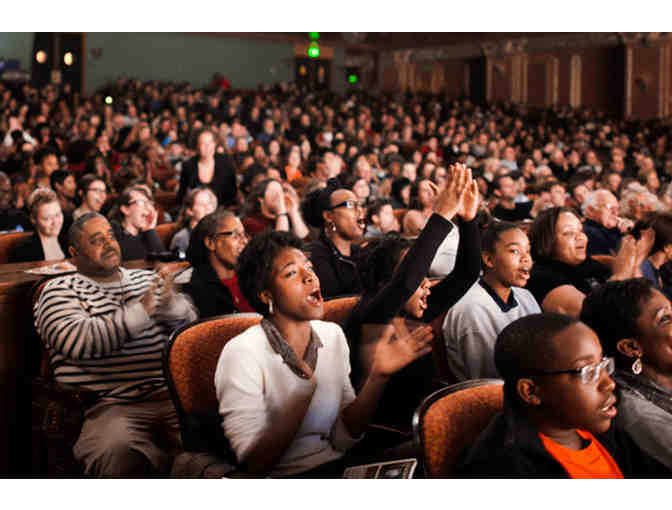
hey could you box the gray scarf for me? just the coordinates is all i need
[261,318,323,379]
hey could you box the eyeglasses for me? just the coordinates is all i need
[212,230,248,241]
[527,357,615,385]
[88,187,107,194]
[327,200,365,210]
[128,198,155,208]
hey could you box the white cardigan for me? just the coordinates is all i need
[214,320,362,477]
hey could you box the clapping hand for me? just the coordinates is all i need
[458,171,480,221]
[370,318,434,378]
[611,235,638,279]
[140,267,176,315]
[635,227,655,265]
[155,265,176,309]
[434,163,471,221]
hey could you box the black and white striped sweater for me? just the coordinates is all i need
[34,267,198,403]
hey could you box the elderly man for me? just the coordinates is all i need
[582,189,631,256]
[33,213,198,477]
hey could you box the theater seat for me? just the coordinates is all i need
[412,379,503,477]
[30,276,99,476]
[155,222,180,248]
[0,231,32,264]
[163,313,262,476]
[322,295,359,326]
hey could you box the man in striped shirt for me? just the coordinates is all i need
[34,212,198,477]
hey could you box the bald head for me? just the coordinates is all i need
[68,212,106,250]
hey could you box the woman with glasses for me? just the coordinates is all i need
[581,278,672,470]
[109,186,165,261]
[73,173,108,220]
[456,313,668,478]
[302,179,367,299]
[184,209,253,319]
[526,207,644,318]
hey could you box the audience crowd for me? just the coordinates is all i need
[4,74,672,478]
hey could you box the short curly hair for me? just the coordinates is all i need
[236,230,305,316]
[495,313,579,409]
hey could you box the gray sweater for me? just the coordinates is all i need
[442,279,540,381]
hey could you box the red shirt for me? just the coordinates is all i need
[243,214,274,237]
[220,275,254,313]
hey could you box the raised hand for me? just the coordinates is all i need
[370,320,434,378]
[611,235,638,280]
[434,163,470,221]
[458,175,480,221]
[635,227,655,264]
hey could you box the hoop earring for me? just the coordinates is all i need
[631,356,642,375]
[268,299,274,315]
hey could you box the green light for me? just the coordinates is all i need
[348,74,358,84]
[308,42,320,58]
[309,32,320,41]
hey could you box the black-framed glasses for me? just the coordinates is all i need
[527,357,615,385]
[212,230,248,241]
[327,200,365,210]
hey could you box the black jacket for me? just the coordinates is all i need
[343,215,481,427]
[456,397,671,478]
[111,221,165,261]
[309,232,363,300]
[184,263,239,320]
[177,154,237,208]
[583,218,622,256]
[10,228,70,263]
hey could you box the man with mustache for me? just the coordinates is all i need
[33,213,198,477]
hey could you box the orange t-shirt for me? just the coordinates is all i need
[539,430,624,479]
[285,166,303,183]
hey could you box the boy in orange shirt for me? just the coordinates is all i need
[456,313,669,478]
